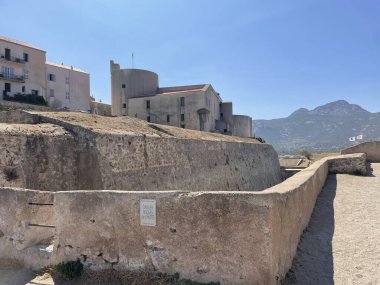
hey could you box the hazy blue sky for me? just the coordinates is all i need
[1,0,379,119]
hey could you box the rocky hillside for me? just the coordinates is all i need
[254,100,380,154]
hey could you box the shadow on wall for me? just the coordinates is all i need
[281,175,337,285]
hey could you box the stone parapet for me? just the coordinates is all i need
[342,141,380,162]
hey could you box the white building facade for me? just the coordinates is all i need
[0,36,90,111]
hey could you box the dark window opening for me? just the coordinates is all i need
[122,84,126,88]
[146,100,150,109]
[23,53,29,62]
[4,83,11,92]
[22,86,25,92]
[224,129,228,133]
[181,124,185,128]
[31,90,38,96]
[122,103,126,108]
[147,116,151,122]
[181,114,185,121]
[180,97,185,107]
[167,115,170,123]
[5,48,10,60]
[48,74,56,81]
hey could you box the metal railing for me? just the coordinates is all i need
[0,54,26,64]
[0,72,25,82]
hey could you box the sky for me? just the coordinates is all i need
[1,0,379,119]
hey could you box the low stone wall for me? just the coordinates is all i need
[50,153,365,284]
[0,187,54,269]
[342,141,380,162]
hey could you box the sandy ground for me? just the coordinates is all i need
[282,163,380,285]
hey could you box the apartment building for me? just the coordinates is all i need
[110,60,253,137]
[0,36,90,111]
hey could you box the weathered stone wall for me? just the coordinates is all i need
[328,153,367,174]
[0,111,282,192]
[342,141,380,162]
[50,153,366,285]
[0,187,54,269]
[0,124,77,191]
[94,135,281,191]
[53,191,274,284]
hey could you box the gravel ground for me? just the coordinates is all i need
[282,163,380,285]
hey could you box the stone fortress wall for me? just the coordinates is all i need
[0,109,374,284]
[0,111,282,192]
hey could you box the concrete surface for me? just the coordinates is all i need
[282,163,380,285]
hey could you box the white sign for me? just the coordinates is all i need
[140,199,156,226]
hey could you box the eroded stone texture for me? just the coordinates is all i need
[0,111,283,192]
[0,123,76,191]
[54,191,274,284]
[0,188,54,269]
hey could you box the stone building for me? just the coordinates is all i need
[110,60,252,137]
[90,97,112,116]
[0,36,90,111]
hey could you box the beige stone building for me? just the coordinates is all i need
[0,36,90,111]
[110,60,253,137]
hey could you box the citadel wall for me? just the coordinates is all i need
[0,111,282,192]
[0,153,367,285]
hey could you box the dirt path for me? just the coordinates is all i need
[282,163,380,285]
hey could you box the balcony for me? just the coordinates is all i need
[0,54,26,64]
[0,72,25,83]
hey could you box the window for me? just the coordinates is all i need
[65,92,70,100]
[2,66,14,78]
[147,116,151,122]
[23,53,28,62]
[23,69,29,79]
[146,100,150,109]
[224,129,228,133]
[181,124,185,128]
[180,97,185,107]
[122,84,126,88]
[5,48,10,60]
[31,90,38,96]
[122,103,126,108]
[65,76,69,84]
[22,86,25,93]
[48,74,56,81]
[181,114,185,121]
[167,115,170,123]
[49,89,54,97]
[220,113,223,119]
[4,83,11,92]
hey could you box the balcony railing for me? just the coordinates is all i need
[0,72,25,82]
[0,54,26,64]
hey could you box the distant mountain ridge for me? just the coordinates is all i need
[254,100,380,154]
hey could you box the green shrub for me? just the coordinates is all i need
[55,259,83,279]
[3,92,48,106]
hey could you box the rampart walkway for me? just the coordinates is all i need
[283,163,380,285]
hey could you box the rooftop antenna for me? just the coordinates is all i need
[132,52,135,68]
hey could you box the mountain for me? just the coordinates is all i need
[254,100,380,154]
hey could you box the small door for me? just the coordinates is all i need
[4,83,11,92]
[5,48,10,60]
